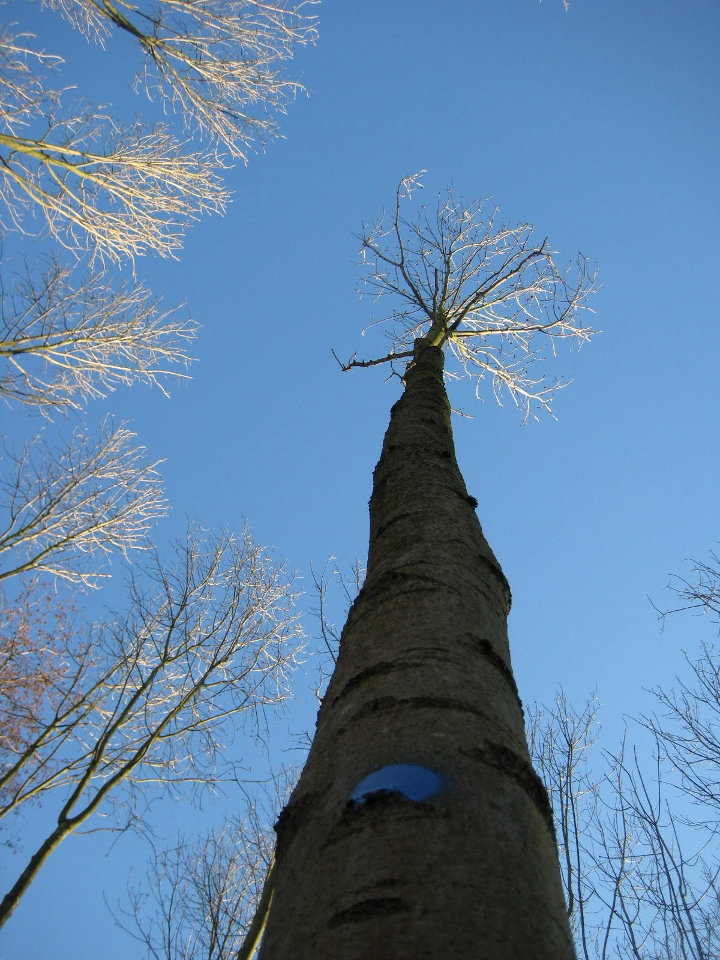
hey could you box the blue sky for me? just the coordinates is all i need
[2,1,720,957]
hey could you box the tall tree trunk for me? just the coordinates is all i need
[259,341,575,959]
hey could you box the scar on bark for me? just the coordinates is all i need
[331,657,424,701]
[371,511,415,541]
[460,741,556,837]
[477,554,513,612]
[476,638,520,700]
[323,791,448,849]
[317,657,423,725]
[348,694,494,729]
[328,897,412,927]
[328,642,519,713]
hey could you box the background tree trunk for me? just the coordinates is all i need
[260,340,574,959]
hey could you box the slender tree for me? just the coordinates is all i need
[258,176,596,959]
[528,672,720,959]
[114,795,284,960]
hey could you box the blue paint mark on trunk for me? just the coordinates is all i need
[352,765,442,802]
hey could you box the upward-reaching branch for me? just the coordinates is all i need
[344,173,597,419]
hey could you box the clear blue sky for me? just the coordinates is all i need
[2,1,719,957]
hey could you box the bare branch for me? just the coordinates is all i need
[0,116,228,261]
[0,27,229,259]
[1,2,317,256]
[43,0,319,157]
[0,258,197,410]
[659,550,720,629]
[0,420,166,587]
[332,347,414,373]
[645,642,720,817]
[308,556,366,666]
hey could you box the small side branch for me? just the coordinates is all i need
[331,348,414,372]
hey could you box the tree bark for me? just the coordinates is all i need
[259,340,575,959]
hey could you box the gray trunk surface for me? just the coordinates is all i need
[259,341,575,959]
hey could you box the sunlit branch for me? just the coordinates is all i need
[43,0,319,157]
[0,259,197,410]
[0,118,228,260]
[0,421,166,587]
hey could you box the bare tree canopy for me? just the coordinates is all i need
[0,525,302,928]
[0,0,315,939]
[116,804,278,960]
[530,550,720,958]
[339,173,597,418]
[0,28,227,259]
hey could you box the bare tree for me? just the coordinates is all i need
[526,554,720,960]
[0,0,318,584]
[121,815,274,960]
[0,0,318,577]
[337,172,596,419]
[111,776,304,960]
[590,740,719,960]
[0,524,302,929]
[528,671,720,960]
[258,177,597,959]
[0,1,315,940]
[528,691,606,958]
[0,254,191,587]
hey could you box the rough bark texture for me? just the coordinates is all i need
[259,341,575,959]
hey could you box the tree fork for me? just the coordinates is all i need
[259,340,575,959]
